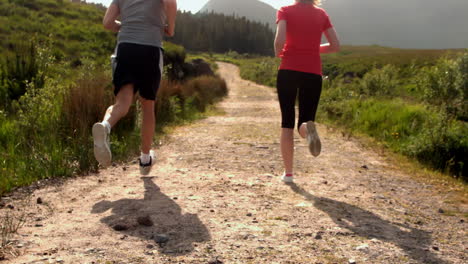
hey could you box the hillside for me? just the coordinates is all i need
[0,0,114,63]
[198,0,468,49]
[199,0,276,30]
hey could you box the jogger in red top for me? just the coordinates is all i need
[274,0,340,183]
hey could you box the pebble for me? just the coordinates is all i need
[208,259,223,264]
[154,234,169,245]
[246,213,252,217]
[314,233,323,240]
[137,215,154,227]
[356,243,369,252]
[37,197,43,204]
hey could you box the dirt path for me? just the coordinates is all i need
[1,62,466,264]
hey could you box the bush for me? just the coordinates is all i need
[156,75,228,126]
[359,64,399,97]
[405,115,467,178]
[416,55,466,120]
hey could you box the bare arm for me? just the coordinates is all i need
[103,3,121,33]
[320,27,340,54]
[274,20,286,57]
[163,0,177,37]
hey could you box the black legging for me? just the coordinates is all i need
[276,69,323,130]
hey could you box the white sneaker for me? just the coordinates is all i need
[281,173,294,183]
[139,150,156,176]
[92,122,112,167]
[306,121,321,157]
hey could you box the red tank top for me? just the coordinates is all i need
[276,3,333,75]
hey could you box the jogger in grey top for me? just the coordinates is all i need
[111,0,165,47]
[92,0,177,175]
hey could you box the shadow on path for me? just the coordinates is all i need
[287,183,446,264]
[91,177,210,255]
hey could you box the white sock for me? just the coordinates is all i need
[102,121,111,134]
[140,152,151,164]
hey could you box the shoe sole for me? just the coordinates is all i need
[307,121,321,157]
[92,123,111,167]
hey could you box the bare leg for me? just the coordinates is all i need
[103,84,134,127]
[139,97,155,154]
[280,128,294,174]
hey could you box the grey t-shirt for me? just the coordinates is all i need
[111,0,165,47]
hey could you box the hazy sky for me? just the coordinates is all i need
[88,0,289,12]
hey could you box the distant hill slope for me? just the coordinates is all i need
[198,0,468,49]
[199,0,276,30]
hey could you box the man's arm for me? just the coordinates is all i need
[163,0,177,37]
[103,3,121,33]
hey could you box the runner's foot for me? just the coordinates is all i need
[92,122,112,167]
[306,121,321,157]
[139,150,156,176]
[281,173,294,183]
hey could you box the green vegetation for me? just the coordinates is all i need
[0,0,113,64]
[0,1,227,195]
[225,47,467,180]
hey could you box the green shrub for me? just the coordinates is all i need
[416,55,466,119]
[359,64,399,97]
[405,115,467,178]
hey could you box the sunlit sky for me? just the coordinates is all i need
[88,0,290,12]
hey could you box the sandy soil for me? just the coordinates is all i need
[1,62,466,264]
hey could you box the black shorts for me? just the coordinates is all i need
[113,42,163,101]
[276,69,323,130]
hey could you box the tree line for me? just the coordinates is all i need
[168,11,275,56]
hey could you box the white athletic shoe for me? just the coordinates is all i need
[281,173,294,183]
[306,121,321,157]
[139,150,156,176]
[92,122,112,167]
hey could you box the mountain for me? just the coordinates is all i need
[198,0,468,49]
[199,0,276,30]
